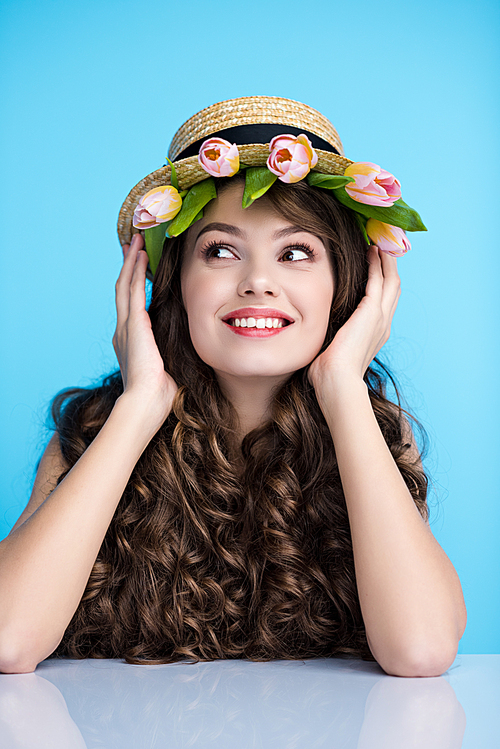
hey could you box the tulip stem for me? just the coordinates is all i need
[165,158,179,191]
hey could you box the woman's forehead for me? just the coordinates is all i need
[199,181,275,222]
[185,182,315,249]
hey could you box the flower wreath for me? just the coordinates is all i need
[132,134,426,276]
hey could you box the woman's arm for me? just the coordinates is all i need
[0,393,163,673]
[309,246,467,678]
[0,237,178,673]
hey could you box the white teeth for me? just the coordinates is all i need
[229,316,287,329]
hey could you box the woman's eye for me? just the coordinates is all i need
[281,246,314,262]
[202,244,234,259]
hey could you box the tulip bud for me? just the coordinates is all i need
[133,186,182,229]
[198,138,240,177]
[267,134,318,184]
[366,219,411,256]
[344,162,401,207]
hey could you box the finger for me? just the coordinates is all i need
[115,234,143,322]
[122,231,144,256]
[365,245,383,302]
[129,250,149,315]
[379,251,401,319]
[379,248,400,280]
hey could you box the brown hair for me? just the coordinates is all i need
[49,174,428,665]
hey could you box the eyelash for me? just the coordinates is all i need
[200,239,317,262]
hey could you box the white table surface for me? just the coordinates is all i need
[0,654,498,748]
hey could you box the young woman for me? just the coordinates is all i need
[0,96,467,676]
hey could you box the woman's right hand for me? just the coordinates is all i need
[113,233,179,431]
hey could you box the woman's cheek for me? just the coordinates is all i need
[298,277,334,340]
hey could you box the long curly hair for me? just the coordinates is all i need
[49,174,428,665]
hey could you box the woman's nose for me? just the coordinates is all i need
[237,261,281,297]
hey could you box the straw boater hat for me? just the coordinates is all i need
[117,95,425,276]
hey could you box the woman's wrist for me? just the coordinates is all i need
[311,367,368,412]
[114,390,171,443]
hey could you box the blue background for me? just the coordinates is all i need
[0,0,498,655]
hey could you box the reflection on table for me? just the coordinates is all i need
[1,654,497,748]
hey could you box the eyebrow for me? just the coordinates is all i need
[194,222,314,243]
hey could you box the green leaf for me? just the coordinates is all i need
[144,223,167,275]
[307,172,355,189]
[238,162,251,171]
[167,178,217,237]
[242,167,278,208]
[165,157,179,191]
[334,188,427,232]
[352,211,370,245]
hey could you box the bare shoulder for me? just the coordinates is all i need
[9,433,69,535]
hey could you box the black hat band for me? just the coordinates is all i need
[173,123,340,162]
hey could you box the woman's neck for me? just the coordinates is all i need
[215,371,289,446]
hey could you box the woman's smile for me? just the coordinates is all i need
[223,319,292,336]
[221,305,295,336]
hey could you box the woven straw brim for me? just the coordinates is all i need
[168,95,345,161]
[117,146,353,246]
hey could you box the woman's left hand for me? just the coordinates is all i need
[308,245,401,389]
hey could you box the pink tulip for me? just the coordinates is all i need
[133,186,182,229]
[267,133,318,184]
[366,219,411,257]
[344,162,401,206]
[198,137,240,177]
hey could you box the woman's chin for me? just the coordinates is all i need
[211,363,299,381]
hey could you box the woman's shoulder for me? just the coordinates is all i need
[46,372,124,474]
[10,374,124,535]
[51,372,123,434]
[9,432,68,534]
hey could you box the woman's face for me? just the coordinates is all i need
[180,181,335,381]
